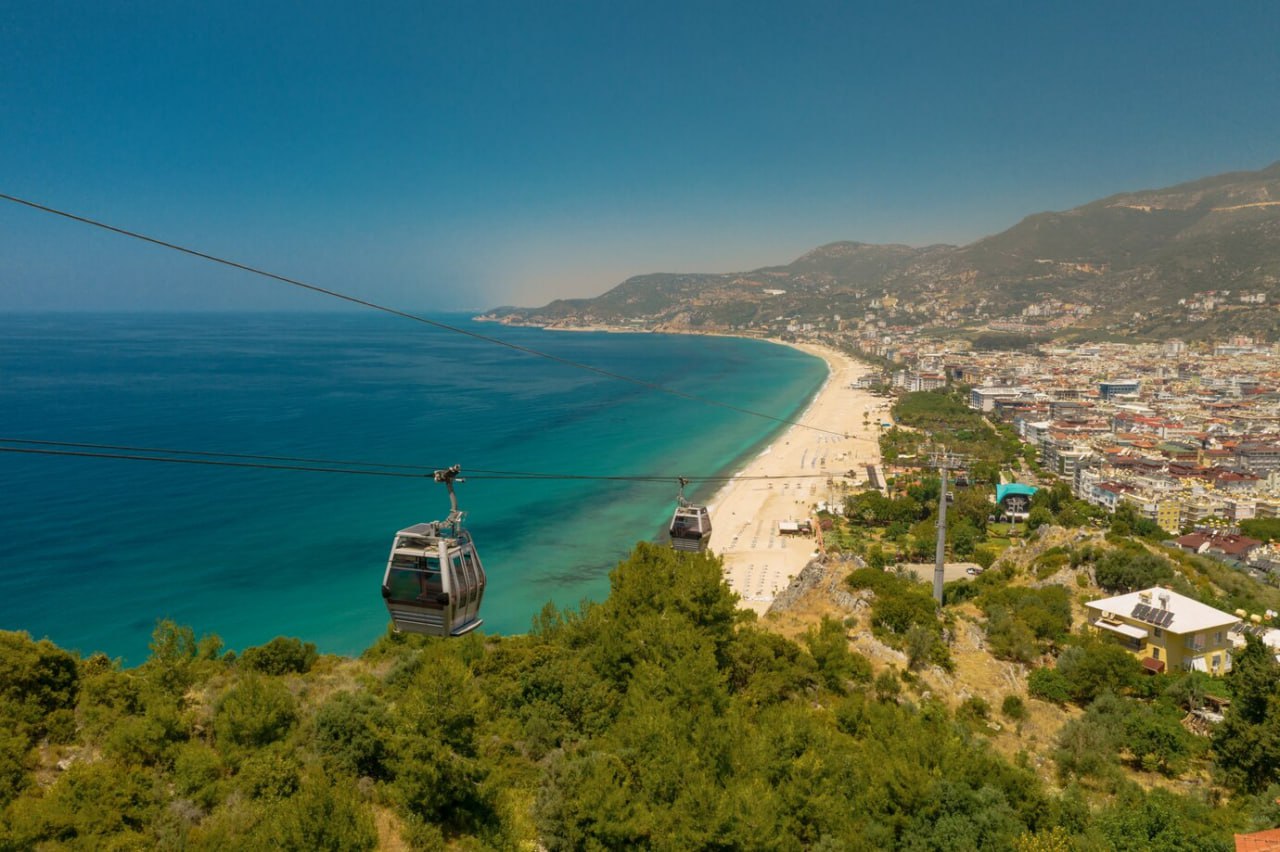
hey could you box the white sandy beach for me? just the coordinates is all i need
[706,342,887,615]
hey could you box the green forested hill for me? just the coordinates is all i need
[0,541,1270,850]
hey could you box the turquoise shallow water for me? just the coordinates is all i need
[0,312,826,663]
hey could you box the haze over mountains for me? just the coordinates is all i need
[483,162,1280,340]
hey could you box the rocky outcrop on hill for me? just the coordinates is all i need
[767,557,866,615]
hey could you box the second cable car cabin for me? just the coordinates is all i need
[381,466,486,637]
[669,477,712,552]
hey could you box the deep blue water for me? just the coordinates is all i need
[0,313,825,663]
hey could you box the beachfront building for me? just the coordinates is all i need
[1085,587,1240,675]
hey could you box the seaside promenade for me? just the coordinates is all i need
[708,343,886,614]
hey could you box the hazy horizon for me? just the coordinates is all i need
[3,1,1278,313]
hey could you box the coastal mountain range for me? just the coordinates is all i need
[481,162,1280,340]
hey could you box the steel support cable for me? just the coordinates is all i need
[0,193,847,439]
[0,437,426,471]
[0,438,669,480]
[0,441,859,483]
[0,445,429,478]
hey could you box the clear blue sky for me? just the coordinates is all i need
[2,1,1277,311]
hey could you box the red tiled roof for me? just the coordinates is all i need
[1179,532,1263,557]
[1212,535,1263,557]
[1236,828,1280,851]
[1215,471,1259,483]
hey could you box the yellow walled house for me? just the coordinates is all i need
[1155,500,1181,535]
[1085,587,1239,675]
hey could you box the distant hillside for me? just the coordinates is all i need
[481,162,1280,340]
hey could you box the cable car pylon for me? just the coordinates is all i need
[925,448,971,605]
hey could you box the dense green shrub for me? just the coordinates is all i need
[1125,703,1195,776]
[103,700,184,767]
[3,758,159,848]
[173,741,224,810]
[1032,548,1070,579]
[1054,641,1143,705]
[873,586,939,636]
[1214,635,1280,793]
[1028,667,1070,704]
[314,690,392,779]
[78,665,145,739]
[846,566,900,594]
[986,609,1041,663]
[1163,670,1212,712]
[0,729,32,807]
[983,586,1071,639]
[958,696,990,722]
[271,770,378,851]
[239,636,318,676]
[847,567,949,668]
[904,624,943,670]
[237,745,301,803]
[214,675,298,750]
[1026,507,1053,532]
[0,630,79,742]
[1094,550,1174,593]
[144,619,199,695]
[943,578,981,606]
[1055,713,1121,782]
[803,617,872,691]
[1091,785,1234,851]
[972,545,998,570]
[1240,518,1280,543]
[723,626,819,707]
[845,491,924,527]
[873,668,902,702]
[979,586,1071,663]
[1002,694,1027,721]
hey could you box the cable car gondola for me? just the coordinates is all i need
[381,465,486,637]
[668,477,712,552]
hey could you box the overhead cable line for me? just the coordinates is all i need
[0,445,429,478]
[0,437,426,471]
[0,439,862,483]
[0,193,846,439]
[0,438,668,479]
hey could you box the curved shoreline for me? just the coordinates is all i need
[703,339,887,614]
[482,318,887,614]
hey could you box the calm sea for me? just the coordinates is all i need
[0,313,826,662]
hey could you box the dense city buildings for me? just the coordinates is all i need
[836,332,1280,575]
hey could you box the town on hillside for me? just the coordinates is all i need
[883,338,1279,569]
